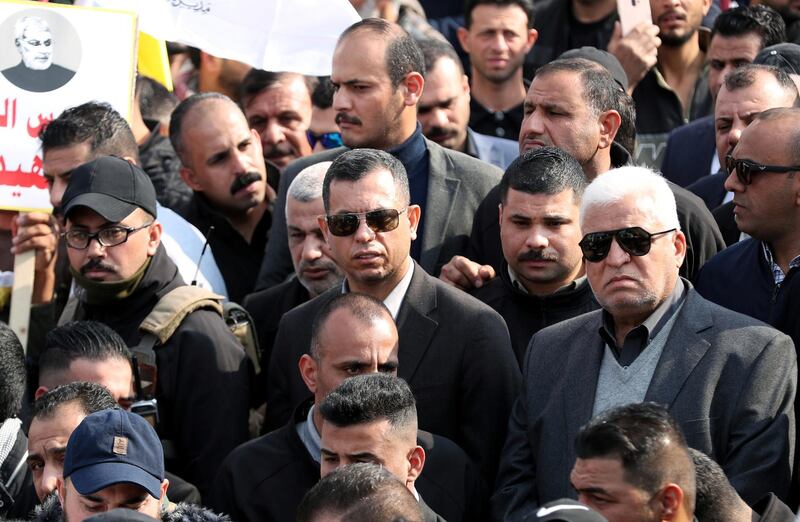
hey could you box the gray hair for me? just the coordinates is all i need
[580,166,680,231]
[15,16,50,43]
[287,161,332,207]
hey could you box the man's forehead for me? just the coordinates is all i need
[506,187,579,209]
[708,33,761,57]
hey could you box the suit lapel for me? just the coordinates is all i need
[564,316,605,438]
[420,140,461,274]
[645,289,713,407]
[396,265,438,382]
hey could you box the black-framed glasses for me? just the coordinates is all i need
[63,222,153,250]
[725,155,800,185]
[326,208,406,237]
[579,226,676,262]
[307,130,343,149]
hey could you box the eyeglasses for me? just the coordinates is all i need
[63,222,153,250]
[725,155,800,185]
[307,130,343,150]
[325,208,406,237]
[579,226,676,262]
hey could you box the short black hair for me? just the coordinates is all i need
[312,77,336,109]
[711,5,786,49]
[499,147,587,204]
[323,149,410,211]
[575,403,695,510]
[310,293,394,360]
[297,463,422,522]
[320,374,417,432]
[238,69,317,109]
[464,0,534,29]
[33,381,118,421]
[135,75,179,127]
[724,63,799,100]
[689,448,744,522]
[535,58,621,117]
[40,321,131,384]
[169,91,233,161]
[0,323,25,420]
[612,88,637,157]
[418,38,463,75]
[751,107,800,163]
[339,18,425,88]
[40,102,140,163]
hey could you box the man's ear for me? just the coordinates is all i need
[402,72,424,107]
[406,446,426,487]
[524,28,539,53]
[673,230,687,269]
[147,222,163,256]
[179,166,203,192]
[318,215,331,244]
[456,26,470,55]
[56,476,66,507]
[299,354,318,395]
[655,484,684,520]
[598,110,622,149]
[498,202,504,228]
[407,205,421,241]
[34,386,49,400]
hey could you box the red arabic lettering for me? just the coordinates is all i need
[27,113,53,138]
[0,98,17,129]
[0,155,49,190]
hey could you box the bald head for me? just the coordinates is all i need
[168,92,240,162]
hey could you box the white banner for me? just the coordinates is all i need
[76,0,361,76]
[0,0,137,212]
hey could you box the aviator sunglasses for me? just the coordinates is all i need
[325,208,407,237]
[725,155,800,185]
[579,226,676,262]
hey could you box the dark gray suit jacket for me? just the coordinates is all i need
[255,139,502,289]
[492,285,796,521]
[265,262,521,486]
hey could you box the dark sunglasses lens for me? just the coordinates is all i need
[321,132,343,149]
[327,214,360,236]
[616,227,652,256]
[365,209,400,233]
[580,233,613,262]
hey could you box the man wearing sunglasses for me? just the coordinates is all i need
[493,166,796,519]
[266,148,520,489]
[58,156,251,499]
[695,107,800,337]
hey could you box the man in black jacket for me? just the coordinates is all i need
[473,148,597,365]
[59,156,250,498]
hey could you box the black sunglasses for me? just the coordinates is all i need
[579,226,676,262]
[307,130,343,149]
[725,155,800,185]
[325,208,406,237]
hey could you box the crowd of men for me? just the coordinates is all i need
[1,0,800,520]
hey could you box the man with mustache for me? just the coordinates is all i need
[472,147,598,366]
[1,15,75,93]
[59,155,251,498]
[240,69,315,171]
[416,38,519,170]
[170,92,273,302]
[254,18,502,290]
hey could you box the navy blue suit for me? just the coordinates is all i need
[661,116,716,187]
[687,171,727,211]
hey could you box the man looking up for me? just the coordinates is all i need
[59,156,250,497]
[473,148,597,365]
[417,38,519,170]
[239,69,315,170]
[170,92,272,302]
[267,149,519,486]
[456,0,538,141]
[571,403,696,522]
[255,18,502,290]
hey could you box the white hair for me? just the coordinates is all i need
[580,166,680,231]
[14,16,50,43]
[286,161,332,217]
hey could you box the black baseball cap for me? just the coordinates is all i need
[62,156,158,222]
[85,508,160,521]
[755,43,800,75]
[526,499,608,522]
[63,409,165,499]
[559,47,629,92]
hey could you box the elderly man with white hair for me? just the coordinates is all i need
[2,15,75,92]
[492,166,797,521]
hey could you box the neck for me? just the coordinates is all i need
[521,264,584,296]
[571,0,616,23]
[768,235,800,275]
[584,153,611,181]
[312,405,323,434]
[130,115,150,146]
[657,37,703,84]
[392,119,419,150]
[470,70,526,112]
[227,201,268,243]
[347,257,410,301]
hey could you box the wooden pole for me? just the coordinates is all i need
[8,249,34,353]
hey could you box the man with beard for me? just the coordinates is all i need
[58,156,250,497]
[244,162,343,396]
[416,38,519,170]
[240,70,315,171]
[631,0,713,168]
[2,16,75,93]
[170,93,273,302]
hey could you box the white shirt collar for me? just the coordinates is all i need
[341,259,414,320]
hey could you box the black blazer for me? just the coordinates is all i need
[265,262,521,485]
[686,171,727,211]
[661,115,716,188]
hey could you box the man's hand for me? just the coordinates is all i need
[439,255,496,291]
[11,212,59,304]
[607,21,660,93]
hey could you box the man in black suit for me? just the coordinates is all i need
[255,17,502,289]
[213,293,484,522]
[492,165,796,520]
[2,16,75,93]
[266,149,520,487]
